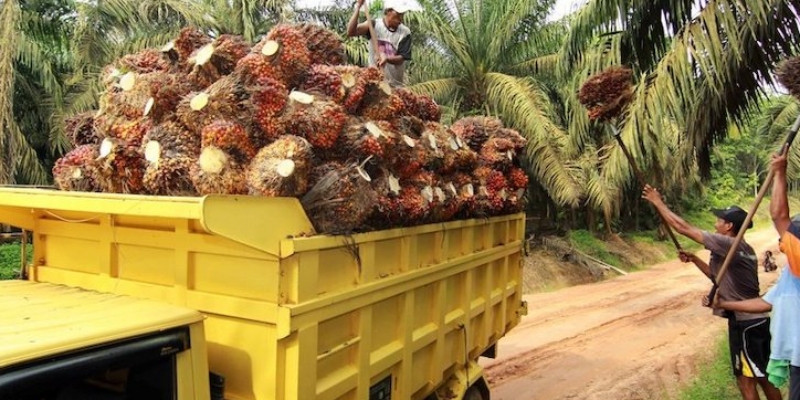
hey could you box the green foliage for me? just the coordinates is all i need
[0,243,31,280]
[568,229,623,266]
[677,335,740,400]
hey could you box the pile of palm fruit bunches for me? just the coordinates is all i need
[54,24,529,234]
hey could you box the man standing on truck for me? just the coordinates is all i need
[641,185,782,400]
[346,0,413,87]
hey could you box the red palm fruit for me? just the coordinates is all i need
[143,156,197,196]
[52,144,102,192]
[297,23,346,65]
[282,91,346,149]
[507,167,529,190]
[103,118,152,148]
[117,49,173,74]
[212,34,251,74]
[301,161,376,234]
[491,128,526,151]
[342,119,396,160]
[341,66,384,113]
[142,120,200,160]
[64,112,103,147]
[247,135,313,197]
[415,94,441,121]
[479,137,516,169]
[95,138,146,194]
[301,64,346,102]
[235,53,280,86]
[190,146,248,195]
[176,76,250,134]
[249,76,289,142]
[451,116,505,151]
[201,120,256,163]
[171,27,213,64]
[251,24,311,88]
[577,66,634,123]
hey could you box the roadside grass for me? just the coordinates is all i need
[0,243,31,280]
[677,334,756,400]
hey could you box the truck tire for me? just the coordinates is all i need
[464,385,489,400]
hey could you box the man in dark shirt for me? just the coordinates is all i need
[642,185,781,400]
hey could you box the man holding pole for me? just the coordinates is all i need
[641,186,781,400]
[346,0,413,87]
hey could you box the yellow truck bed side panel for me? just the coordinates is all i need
[0,187,525,400]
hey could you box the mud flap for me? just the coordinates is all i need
[433,361,486,400]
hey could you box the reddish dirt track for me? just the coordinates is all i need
[483,229,784,400]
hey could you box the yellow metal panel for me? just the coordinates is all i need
[191,252,279,301]
[200,195,314,257]
[117,244,175,285]
[0,281,205,368]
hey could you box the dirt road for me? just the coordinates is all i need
[483,229,784,400]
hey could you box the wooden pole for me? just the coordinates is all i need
[610,126,682,251]
[709,114,800,304]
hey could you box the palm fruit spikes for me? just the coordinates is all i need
[190,146,248,195]
[282,91,346,149]
[52,144,102,192]
[297,23,346,66]
[117,49,174,74]
[450,116,504,152]
[176,76,250,134]
[201,119,256,162]
[301,64,348,103]
[776,56,800,100]
[247,135,313,197]
[479,137,517,170]
[251,24,311,88]
[578,65,634,123]
[143,156,197,196]
[343,119,396,160]
[165,27,213,66]
[249,76,289,143]
[64,112,103,147]
[143,120,200,160]
[95,138,146,194]
[301,160,376,234]
[186,35,250,89]
[395,88,441,122]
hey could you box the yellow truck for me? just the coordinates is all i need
[0,187,527,400]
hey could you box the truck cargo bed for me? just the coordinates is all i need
[0,187,525,400]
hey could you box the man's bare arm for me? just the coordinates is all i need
[641,185,704,244]
[347,1,370,37]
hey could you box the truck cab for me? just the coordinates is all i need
[0,280,212,400]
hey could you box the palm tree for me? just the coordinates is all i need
[407,0,584,208]
[0,0,74,185]
[564,0,800,216]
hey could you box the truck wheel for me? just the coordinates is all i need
[463,386,487,400]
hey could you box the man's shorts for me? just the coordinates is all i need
[728,317,771,378]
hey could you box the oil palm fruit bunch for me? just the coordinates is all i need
[342,119,396,160]
[356,81,405,121]
[281,91,346,149]
[52,144,102,192]
[297,23,346,66]
[450,116,504,152]
[436,177,463,222]
[300,64,351,103]
[201,119,257,162]
[95,138,146,194]
[386,130,434,179]
[64,112,103,147]
[250,24,311,88]
[247,135,313,197]
[95,116,152,148]
[479,137,517,170]
[342,66,384,113]
[117,49,174,74]
[165,27,213,67]
[190,145,248,195]
[452,172,476,218]
[176,76,250,134]
[249,77,289,143]
[491,128,526,153]
[578,66,634,123]
[141,121,200,195]
[776,56,800,100]
[302,160,376,234]
[395,88,441,122]
[185,34,250,89]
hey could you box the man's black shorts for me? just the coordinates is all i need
[728,317,771,378]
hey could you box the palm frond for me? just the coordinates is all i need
[485,72,582,207]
